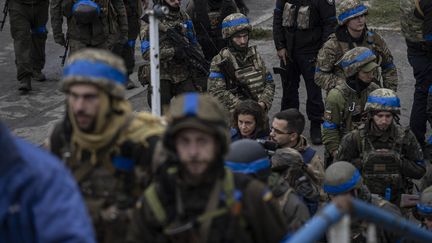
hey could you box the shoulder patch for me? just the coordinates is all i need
[262,189,273,202]
[324,110,332,121]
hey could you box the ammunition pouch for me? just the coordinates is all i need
[235,65,263,86]
[282,1,311,30]
[72,0,101,24]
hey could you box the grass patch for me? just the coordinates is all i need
[250,28,273,40]
[367,0,400,28]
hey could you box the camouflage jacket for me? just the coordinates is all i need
[315,27,398,91]
[401,0,432,43]
[50,0,128,46]
[140,9,203,83]
[322,81,379,153]
[336,122,426,180]
[208,46,275,112]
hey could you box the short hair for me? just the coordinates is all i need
[273,108,305,134]
[232,100,267,134]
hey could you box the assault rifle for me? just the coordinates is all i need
[0,0,9,31]
[60,36,69,66]
[165,26,210,76]
[217,59,257,100]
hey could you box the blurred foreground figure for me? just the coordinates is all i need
[0,121,95,243]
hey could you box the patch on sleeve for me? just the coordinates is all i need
[324,110,332,121]
[262,190,273,202]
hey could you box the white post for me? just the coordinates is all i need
[147,5,168,116]
[328,215,350,243]
[366,223,377,243]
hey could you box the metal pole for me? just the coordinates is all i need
[147,5,168,116]
[328,215,350,243]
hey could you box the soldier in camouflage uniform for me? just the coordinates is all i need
[186,0,238,60]
[400,0,432,148]
[140,0,205,113]
[323,161,402,242]
[315,0,398,92]
[48,49,164,243]
[9,0,49,92]
[208,13,275,113]
[50,0,128,54]
[336,89,426,205]
[414,185,432,231]
[323,47,380,164]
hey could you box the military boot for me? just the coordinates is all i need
[18,77,32,92]
[310,121,322,145]
[32,71,46,82]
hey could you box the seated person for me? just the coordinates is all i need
[230,99,269,142]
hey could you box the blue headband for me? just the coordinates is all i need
[63,60,126,84]
[324,169,361,194]
[367,96,401,108]
[225,158,270,174]
[72,0,101,14]
[339,49,374,68]
[183,92,199,116]
[338,4,367,23]
[417,204,432,215]
[222,18,249,28]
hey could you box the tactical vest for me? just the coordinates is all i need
[282,0,313,30]
[220,46,267,100]
[358,126,409,204]
[400,0,424,42]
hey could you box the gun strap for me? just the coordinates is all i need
[415,0,425,17]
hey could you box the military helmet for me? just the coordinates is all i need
[324,161,363,195]
[417,186,432,217]
[62,48,127,99]
[271,147,304,172]
[336,46,377,78]
[337,0,368,25]
[163,93,230,155]
[364,88,401,114]
[225,139,271,181]
[221,13,252,39]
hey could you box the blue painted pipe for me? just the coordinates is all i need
[285,203,343,243]
[352,199,432,242]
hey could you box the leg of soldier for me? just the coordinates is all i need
[69,39,88,55]
[8,1,33,90]
[160,79,174,114]
[280,59,301,111]
[173,79,199,96]
[124,10,140,89]
[30,0,49,81]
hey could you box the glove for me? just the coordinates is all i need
[54,34,66,47]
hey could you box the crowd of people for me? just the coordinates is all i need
[2,0,432,242]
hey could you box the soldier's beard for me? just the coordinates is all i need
[229,40,248,53]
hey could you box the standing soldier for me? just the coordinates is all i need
[48,49,164,243]
[322,47,379,164]
[272,0,336,145]
[315,0,398,92]
[186,0,238,60]
[400,0,432,147]
[9,0,48,92]
[128,93,288,242]
[336,89,426,205]
[208,13,275,113]
[140,0,206,113]
[50,0,128,54]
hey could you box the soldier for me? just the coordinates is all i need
[50,0,128,54]
[273,0,336,145]
[270,109,325,186]
[336,88,426,205]
[271,147,320,216]
[400,0,432,147]
[140,0,206,113]
[127,93,288,242]
[225,139,310,232]
[48,49,164,243]
[415,185,432,231]
[208,13,275,113]
[322,47,380,164]
[9,0,48,92]
[230,100,269,142]
[315,0,398,92]
[323,161,402,242]
[186,0,238,60]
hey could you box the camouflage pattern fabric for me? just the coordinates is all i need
[400,0,424,43]
[335,47,377,78]
[336,0,368,25]
[221,12,252,39]
[364,88,401,114]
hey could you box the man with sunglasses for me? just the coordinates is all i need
[47,49,164,243]
[336,89,426,206]
[315,0,398,92]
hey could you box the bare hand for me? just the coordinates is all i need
[277,48,288,66]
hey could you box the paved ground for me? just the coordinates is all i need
[0,0,424,159]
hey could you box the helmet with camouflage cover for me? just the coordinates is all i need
[163,92,230,155]
[364,88,401,114]
[221,13,252,39]
[271,147,304,172]
[324,161,363,195]
[337,0,368,25]
[336,46,378,78]
[416,186,432,217]
[62,48,127,99]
